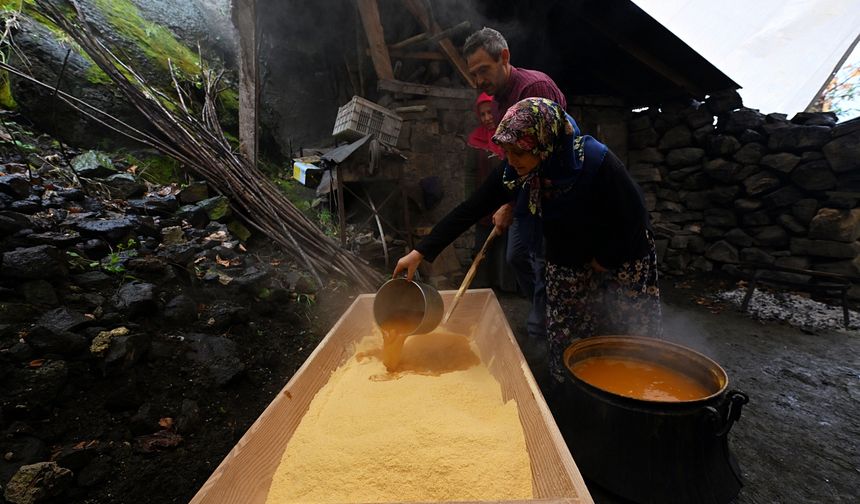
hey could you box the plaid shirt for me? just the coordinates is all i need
[494,66,568,120]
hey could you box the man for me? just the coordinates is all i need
[463,27,568,345]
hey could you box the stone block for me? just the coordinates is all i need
[666,147,705,168]
[734,198,763,213]
[630,127,659,149]
[760,152,801,173]
[707,89,743,114]
[774,256,810,270]
[763,186,804,208]
[725,108,766,133]
[704,158,742,183]
[659,125,693,150]
[777,214,806,235]
[740,247,775,264]
[792,199,819,225]
[628,147,664,165]
[704,208,737,227]
[791,160,837,191]
[790,238,860,258]
[768,125,832,152]
[823,132,860,173]
[733,143,766,165]
[725,228,755,247]
[753,225,789,247]
[709,185,740,205]
[705,240,740,264]
[706,135,741,157]
[742,211,771,227]
[808,208,860,243]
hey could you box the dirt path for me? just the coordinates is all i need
[499,276,859,503]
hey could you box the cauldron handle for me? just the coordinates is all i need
[704,390,749,437]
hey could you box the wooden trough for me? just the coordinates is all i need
[189,289,593,504]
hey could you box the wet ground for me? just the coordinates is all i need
[498,274,859,504]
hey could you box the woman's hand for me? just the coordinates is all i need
[591,258,607,273]
[393,250,425,281]
[492,203,514,230]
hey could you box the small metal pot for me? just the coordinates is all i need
[373,278,444,335]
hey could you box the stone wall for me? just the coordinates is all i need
[382,94,476,277]
[627,90,860,289]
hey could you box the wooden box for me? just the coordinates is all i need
[190,289,593,504]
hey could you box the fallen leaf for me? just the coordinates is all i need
[215,255,231,267]
[135,431,183,453]
[28,359,45,368]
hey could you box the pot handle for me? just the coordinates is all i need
[704,390,749,437]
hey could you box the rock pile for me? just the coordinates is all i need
[628,90,860,295]
[0,148,319,502]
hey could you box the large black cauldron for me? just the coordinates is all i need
[560,336,748,504]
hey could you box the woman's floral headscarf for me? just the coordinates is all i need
[492,97,573,161]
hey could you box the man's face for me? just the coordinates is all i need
[477,102,495,129]
[467,48,509,96]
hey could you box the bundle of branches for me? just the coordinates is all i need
[16,0,382,291]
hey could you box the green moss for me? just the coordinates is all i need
[127,153,183,185]
[0,71,17,109]
[92,0,200,76]
[219,88,239,111]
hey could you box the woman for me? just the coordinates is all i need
[394,98,662,382]
[466,93,517,292]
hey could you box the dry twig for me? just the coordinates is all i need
[26,0,381,290]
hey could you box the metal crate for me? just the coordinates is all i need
[332,96,402,146]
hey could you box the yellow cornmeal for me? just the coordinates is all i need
[266,331,533,503]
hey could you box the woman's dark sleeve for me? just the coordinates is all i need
[592,150,651,269]
[415,164,512,262]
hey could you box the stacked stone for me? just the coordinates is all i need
[627,90,860,286]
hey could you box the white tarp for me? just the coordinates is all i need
[633,0,860,115]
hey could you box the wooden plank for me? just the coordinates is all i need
[401,0,475,88]
[356,0,394,80]
[190,290,593,504]
[387,49,447,61]
[232,0,258,167]
[390,31,429,50]
[379,78,475,100]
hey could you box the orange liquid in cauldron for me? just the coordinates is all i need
[571,356,711,401]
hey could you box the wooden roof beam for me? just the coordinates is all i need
[578,12,705,98]
[356,0,394,80]
[401,0,475,88]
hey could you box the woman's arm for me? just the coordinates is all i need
[410,164,511,262]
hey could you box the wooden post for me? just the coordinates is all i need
[356,0,394,80]
[233,0,259,167]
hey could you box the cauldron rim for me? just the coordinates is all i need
[563,335,729,405]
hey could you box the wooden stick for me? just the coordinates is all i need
[442,226,500,324]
